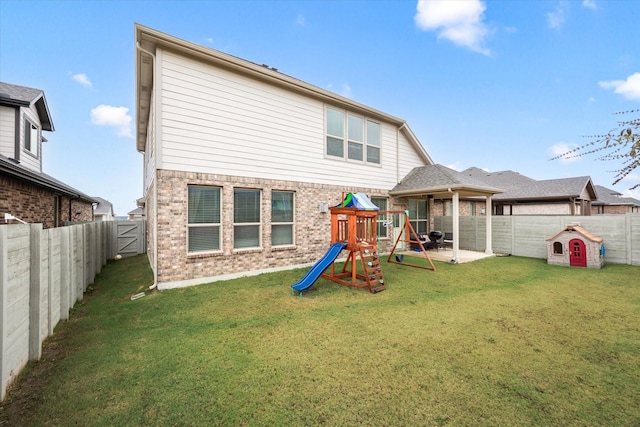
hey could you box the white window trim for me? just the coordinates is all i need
[271,190,295,247]
[187,185,222,255]
[371,196,389,239]
[233,188,262,251]
[24,118,39,158]
[324,105,381,166]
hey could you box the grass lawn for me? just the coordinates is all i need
[1,254,639,426]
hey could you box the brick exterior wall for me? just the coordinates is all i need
[152,169,401,286]
[591,205,633,215]
[1,174,93,228]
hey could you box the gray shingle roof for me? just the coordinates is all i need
[93,197,114,215]
[391,164,503,196]
[593,185,640,206]
[462,167,596,201]
[0,82,54,131]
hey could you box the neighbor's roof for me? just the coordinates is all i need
[0,82,54,131]
[592,185,640,207]
[128,207,144,215]
[390,164,504,198]
[546,224,603,243]
[134,24,433,165]
[93,197,114,215]
[462,167,597,201]
[0,154,95,203]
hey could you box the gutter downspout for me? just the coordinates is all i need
[69,196,78,223]
[135,41,159,290]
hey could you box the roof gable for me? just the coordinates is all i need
[0,82,54,131]
[391,164,504,197]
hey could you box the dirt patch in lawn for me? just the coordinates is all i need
[0,322,72,425]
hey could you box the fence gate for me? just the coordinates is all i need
[114,221,146,258]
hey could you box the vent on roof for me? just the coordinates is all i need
[260,63,278,72]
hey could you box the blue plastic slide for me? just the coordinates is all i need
[291,242,347,294]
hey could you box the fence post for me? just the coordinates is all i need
[0,226,8,400]
[29,224,43,361]
[60,227,70,321]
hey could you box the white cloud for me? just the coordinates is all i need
[72,73,92,87]
[549,142,581,163]
[414,0,490,55]
[296,13,305,27]
[599,72,640,100]
[90,105,133,138]
[327,83,353,99]
[546,6,565,29]
[582,0,597,9]
[445,162,462,171]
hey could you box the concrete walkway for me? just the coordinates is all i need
[401,248,494,264]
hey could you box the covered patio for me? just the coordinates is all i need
[390,164,504,263]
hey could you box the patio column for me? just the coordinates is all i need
[452,191,459,263]
[485,195,493,255]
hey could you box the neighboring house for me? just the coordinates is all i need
[0,82,95,228]
[93,197,115,221]
[127,207,144,220]
[457,167,598,216]
[135,24,447,289]
[591,185,640,214]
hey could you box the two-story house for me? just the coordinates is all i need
[0,82,95,228]
[135,25,502,289]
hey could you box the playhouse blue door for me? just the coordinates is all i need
[569,239,587,267]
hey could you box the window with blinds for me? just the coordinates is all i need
[187,186,221,253]
[234,189,261,249]
[272,191,294,246]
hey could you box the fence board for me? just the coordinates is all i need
[433,214,638,265]
[0,221,146,400]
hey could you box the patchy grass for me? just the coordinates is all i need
[1,255,639,426]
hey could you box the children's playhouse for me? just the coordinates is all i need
[546,224,605,269]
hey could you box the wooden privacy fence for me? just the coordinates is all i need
[0,220,146,400]
[433,213,639,266]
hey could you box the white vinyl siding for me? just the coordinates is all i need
[156,50,429,191]
[188,186,221,253]
[0,106,15,159]
[143,95,157,195]
[234,189,261,249]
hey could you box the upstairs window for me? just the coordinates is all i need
[326,107,344,158]
[366,120,380,163]
[325,106,380,165]
[24,120,39,156]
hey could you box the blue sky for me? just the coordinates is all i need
[2,0,639,215]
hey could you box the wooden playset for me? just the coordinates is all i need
[322,197,386,293]
[291,193,437,296]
